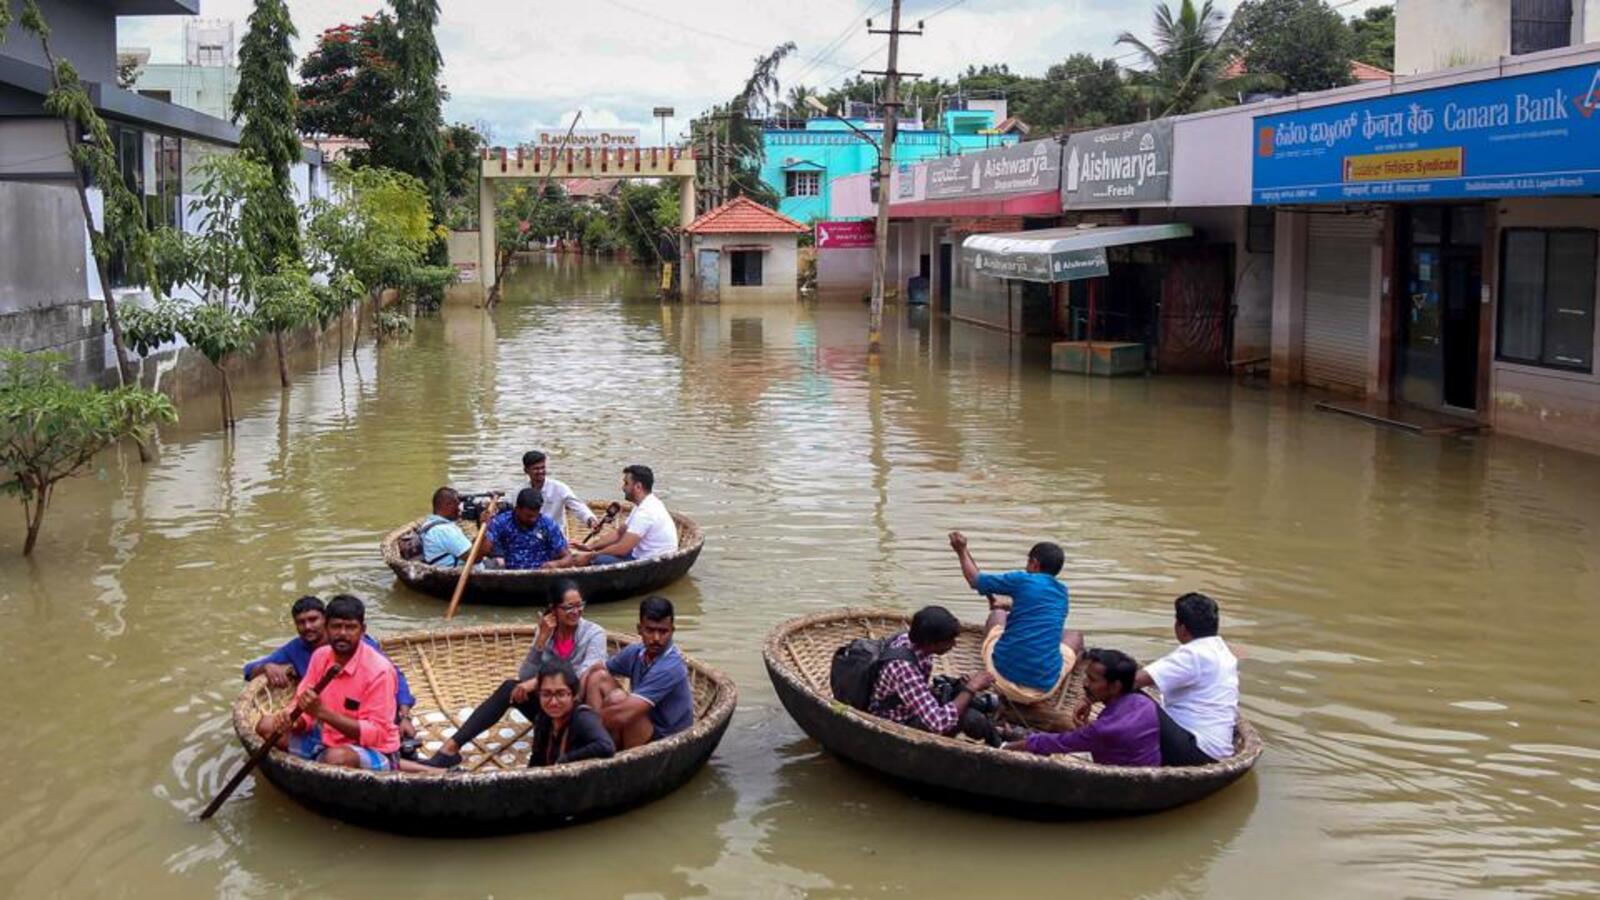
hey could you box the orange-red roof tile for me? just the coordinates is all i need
[684,196,809,235]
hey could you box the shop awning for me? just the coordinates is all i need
[961,223,1195,283]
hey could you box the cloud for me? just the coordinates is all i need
[116,0,1395,146]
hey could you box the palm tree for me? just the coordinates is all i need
[785,84,819,118]
[1116,0,1280,117]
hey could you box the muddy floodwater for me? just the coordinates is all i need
[2,257,1597,898]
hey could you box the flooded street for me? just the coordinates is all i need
[2,257,1597,898]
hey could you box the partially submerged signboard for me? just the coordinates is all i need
[924,140,1062,200]
[1062,121,1174,206]
[1252,63,1600,203]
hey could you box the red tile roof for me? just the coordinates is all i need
[684,196,808,235]
[561,178,620,198]
[1224,57,1392,83]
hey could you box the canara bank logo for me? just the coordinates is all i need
[1257,125,1276,157]
[1576,68,1600,118]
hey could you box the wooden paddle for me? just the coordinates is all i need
[445,494,499,620]
[200,662,342,820]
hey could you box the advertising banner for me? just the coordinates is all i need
[924,140,1062,200]
[961,241,1110,283]
[1062,120,1174,206]
[534,129,641,149]
[815,220,876,249]
[1252,63,1600,203]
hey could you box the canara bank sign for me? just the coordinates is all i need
[1062,120,1173,206]
[1252,64,1600,203]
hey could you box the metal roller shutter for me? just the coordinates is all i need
[1304,214,1379,392]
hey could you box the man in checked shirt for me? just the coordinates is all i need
[867,606,995,736]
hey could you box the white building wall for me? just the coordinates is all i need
[1395,0,1600,75]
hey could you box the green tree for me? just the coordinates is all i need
[5,1,149,394]
[232,0,303,285]
[440,122,485,229]
[1117,0,1280,117]
[390,0,449,303]
[1017,55,1139,132]
[1350,5,1395,70]
[1,351,176,555]
[693,42,796,210]
[1233,0,1355,94]
[295,16,403,156]
[122,156,282,429]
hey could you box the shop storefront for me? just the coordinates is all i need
[1253,55,1600,451]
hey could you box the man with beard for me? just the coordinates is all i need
[583,596,693,750]
[254,595,402,770]
[243,595,416,740]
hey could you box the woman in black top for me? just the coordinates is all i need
[528,658,614,766]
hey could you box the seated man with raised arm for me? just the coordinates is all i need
[868,605,996,739]
[949,531,1082,706]
[572,465,677,565]
[583,596,694,750]
[1003,647,1161,767]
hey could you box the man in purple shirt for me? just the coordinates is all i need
[1003,648,1161,767]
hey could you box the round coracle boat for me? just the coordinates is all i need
[763,609,1262,816]
[230,626,736,835]
[381,500,704,605]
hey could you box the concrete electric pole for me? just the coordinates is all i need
[864,1,921,355]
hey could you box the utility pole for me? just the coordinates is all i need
[864,1,921,355]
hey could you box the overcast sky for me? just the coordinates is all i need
[118,0,1391,146]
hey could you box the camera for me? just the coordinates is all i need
[459,491,506,522]
[929,674,1001,716]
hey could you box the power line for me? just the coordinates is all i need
[601,0,861,74]
[788,3,889,87]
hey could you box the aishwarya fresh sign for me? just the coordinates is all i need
[1063,121,1173,206]
[815,220,875,249]
[1252,63,1600,203]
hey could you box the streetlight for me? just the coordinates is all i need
[652,106,674,146]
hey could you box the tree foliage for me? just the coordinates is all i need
[693,42,796,209]
[232,0,303,271]
[1117,0,1279,116]
[440,122,486,229]
[1350,5,1395,70]
[0,351,175,555]
[1233,0,1355,94]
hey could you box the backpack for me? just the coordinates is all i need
[829,634,918,711]
[398,518,448,563]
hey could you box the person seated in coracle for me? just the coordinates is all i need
[483,487,574,570]
[949,531,1082,707]
[243,594,417,742]
[416,657,614,772]
[521,450,598,541]
[868,605,997,738]
[571,465,677,566]
[1002,648,1161,767]
[419,580,609,769]
[415,487,478,568]
[1135,592,1240,766]
[254,595,402,771]
[583,596,694,750]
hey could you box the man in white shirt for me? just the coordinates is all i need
[524,450,598,540]
[1136,592,1239,766]
[573,465,678,565]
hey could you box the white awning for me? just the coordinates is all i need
[962,223,1195,282]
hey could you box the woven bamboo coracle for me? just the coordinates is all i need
[231,626,736,834]
[381,500,704,606]
[763,609,1262,815]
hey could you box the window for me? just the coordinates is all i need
[785,170,821,197]
[731,250,763,286]
[1498,229,1596,372]
[1511,0,1572,55]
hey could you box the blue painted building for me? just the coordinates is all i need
[761,106,1024,223]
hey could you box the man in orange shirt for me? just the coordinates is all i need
[254,595,401,771]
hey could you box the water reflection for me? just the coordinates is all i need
[0,258,1596,896]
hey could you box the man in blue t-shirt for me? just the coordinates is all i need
[483,488,572,570]
[584,595,694,749]
[949,531,1081,704]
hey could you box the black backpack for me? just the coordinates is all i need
[829,634,918,711]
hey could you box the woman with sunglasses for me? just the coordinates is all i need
[418,579,608,769]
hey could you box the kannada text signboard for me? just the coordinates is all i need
[815,220,875,249]
[925,140,1062,200]
[1252,63,1600,204]
[1062,120,1174,206]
